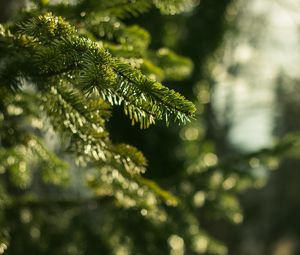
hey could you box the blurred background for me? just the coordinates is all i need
[1,0,300,254]
[129,0,300,253]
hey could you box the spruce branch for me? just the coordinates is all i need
[14,13,196,128]
[0,8,196,218]
[42,83,147,175]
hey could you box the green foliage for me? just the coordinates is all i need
[0,1,198,252]
[0,0,292,255]
[0,16,194,227]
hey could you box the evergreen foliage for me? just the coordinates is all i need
[0,0,198,253]
[0,1,293,255]
[0,0,195,212]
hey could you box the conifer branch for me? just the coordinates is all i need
[0,5,196,220]
[42,83,147,175]
[13,13,196,128]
